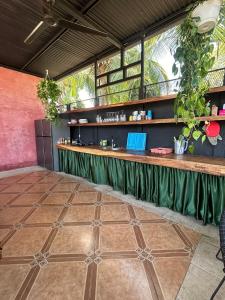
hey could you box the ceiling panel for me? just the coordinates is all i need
[26,30,112,77]
[0,0,194,78]
[87,0,192,39]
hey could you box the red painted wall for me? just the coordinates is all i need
[0,67,44,171]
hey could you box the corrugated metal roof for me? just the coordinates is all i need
[26,30,112,77]
[0,0,194,78]
[87,0,191,39]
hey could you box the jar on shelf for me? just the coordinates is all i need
[120,111,126,122]
[146,110,152,120]
[140,111,146,120]
[211,105,218,116]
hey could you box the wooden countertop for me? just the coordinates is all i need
[57,145,225,176]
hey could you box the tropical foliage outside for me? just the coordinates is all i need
[58,3,225,108]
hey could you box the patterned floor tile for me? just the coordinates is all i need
[60,177,80,183]
[0,265,30,300]
[0,194,18,206]
[42,193,71,205]
[51,183,78,192]
[0,171,202,300]
[141,223,185,250]
[12,193,44,206]
[101,204,130,221]
[17,177,42,184]
[3,227,51,257]
[28,262,87,300]
[72,191,99,203]
[1,183,32,193]
[27,183,54,193]
[64,205,95,222]
[38,176,61,184]
[134,206,164,220]
[25,207,63,224]
[45,172,62,178]
[0,184,10,192]
[50,226,94,254]
[0,228,11,242]
[78,183,96,192]
[0,175,25,184]
[177,224,201,248]
[99,224,137,252]
[96,259,153,300]
[29,171,50,177]
[153,257,190,300]
[101,194,123,203]
[0,207,31,225]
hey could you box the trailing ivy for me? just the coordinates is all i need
[173,2,216,153]
[37,71,61,122]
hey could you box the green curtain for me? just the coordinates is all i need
[59,149,225,225]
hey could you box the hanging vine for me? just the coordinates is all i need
[37,70,61,122]
[172,1,216,152]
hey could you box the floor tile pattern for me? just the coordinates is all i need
[0,171,201,300]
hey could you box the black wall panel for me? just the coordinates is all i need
[67,91,225,158]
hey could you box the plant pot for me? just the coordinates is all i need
[192,0,222,33]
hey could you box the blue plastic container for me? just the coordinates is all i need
[126,133,147,151]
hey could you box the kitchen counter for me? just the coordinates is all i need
[56,144,225,176]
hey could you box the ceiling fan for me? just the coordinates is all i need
[24,0,108,45]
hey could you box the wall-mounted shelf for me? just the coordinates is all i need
[68,115,225,127]
[60,86,225,115]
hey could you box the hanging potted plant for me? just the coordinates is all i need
[37,70,61,122]
[172,0,223,153]
[192,0,222,33]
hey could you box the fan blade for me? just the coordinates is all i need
[57,19,108,37]
[24,20,47,44]
[42,0,55,15]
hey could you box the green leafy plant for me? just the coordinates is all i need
[172,1,216,152]
[37,71,61,122]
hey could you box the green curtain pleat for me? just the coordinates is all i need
[58,149,225,225]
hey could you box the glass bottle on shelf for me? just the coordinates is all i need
[120,110,126,122]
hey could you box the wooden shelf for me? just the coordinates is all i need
[68,115,225,127]
[61,94,175,115]
[60,86,225,115]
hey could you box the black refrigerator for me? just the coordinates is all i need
[35,119,69,171]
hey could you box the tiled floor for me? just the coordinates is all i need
[0,170,207,300]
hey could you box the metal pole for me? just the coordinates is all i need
[94,60,99,106]
[140,36,145,99]
[121,47,126,80]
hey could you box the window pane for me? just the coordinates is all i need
[97,76,107,87]
[124,43,141,65]
[144,25,180,96]
[126,64,141,77]
[208,19,225,87]
[109,70,123,83]
[58,65,95,105]
[97,78,140,105]
[144,26,178,83]
[97,52,121,75]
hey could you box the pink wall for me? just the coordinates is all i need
[0,67,44,171]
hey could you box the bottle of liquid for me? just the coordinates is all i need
[111,137,114,149]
